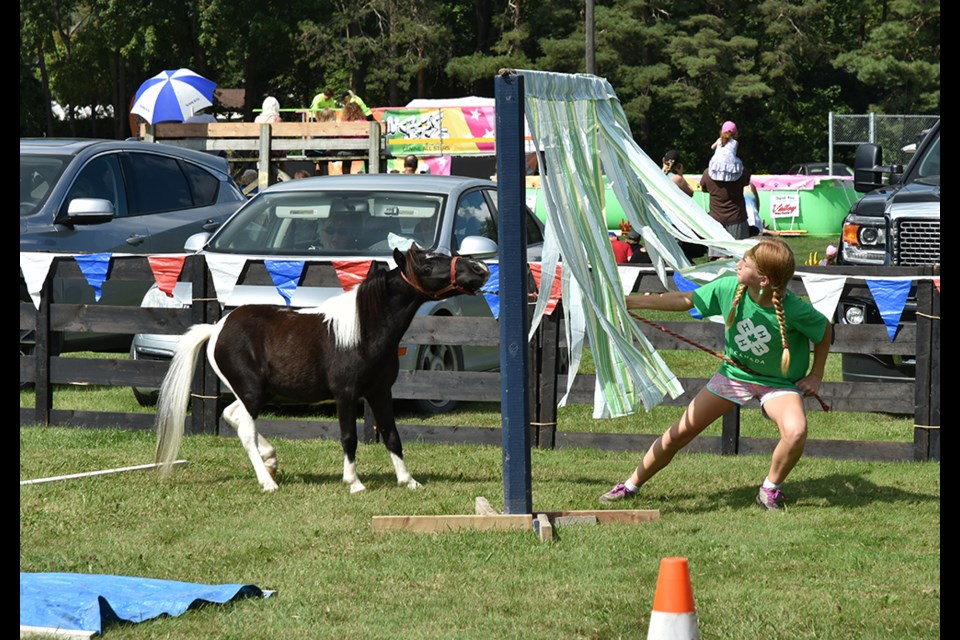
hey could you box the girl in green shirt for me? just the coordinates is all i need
[600,238,831,510]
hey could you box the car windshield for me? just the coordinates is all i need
[908,130,939,184]
[207,190,446,256]
[20,154,69,217]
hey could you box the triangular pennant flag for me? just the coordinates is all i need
[74,254,111,302]
[672,270,702,319]
[480,263,500,320]
[332,260,372,291]
[866,278,912,341]
[616,265,641,295]
[147,256,187,297]
[205,254,247,304]
[799,273,846,323]
[20,252,57,309]
[528,262,562,315]
[934,278,940,293]
[265,260,305,305]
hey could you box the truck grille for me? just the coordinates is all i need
[895,219,940,265]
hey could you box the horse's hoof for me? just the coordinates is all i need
[261,480,279,492]
[349,481,366,494]
[266,466,277,480]
[404,479,422,490]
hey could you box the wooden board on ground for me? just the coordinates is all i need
[372,514,533,533]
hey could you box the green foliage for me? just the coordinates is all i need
[20,0,940,170]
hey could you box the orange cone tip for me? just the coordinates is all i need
[647,557,699,640]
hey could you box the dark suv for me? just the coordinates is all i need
[20,138,245,353]
[836,119,940,382]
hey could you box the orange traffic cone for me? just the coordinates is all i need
[647,557,699,640]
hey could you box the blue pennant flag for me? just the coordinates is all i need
[480,263,500,320]
[265,260,305,305]
[866,278,912,341]
[673,271,702,319]
[74,253,112,302]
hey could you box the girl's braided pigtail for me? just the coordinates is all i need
[772,288,790,374]
[726,284,747,328]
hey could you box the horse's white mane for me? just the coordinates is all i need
[297,288,360,350]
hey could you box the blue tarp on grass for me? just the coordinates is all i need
[20,572,272,635]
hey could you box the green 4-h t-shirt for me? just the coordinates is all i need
[692,275,828,388]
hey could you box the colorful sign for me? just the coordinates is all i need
[374,107,496,156]
[769,193,801,219]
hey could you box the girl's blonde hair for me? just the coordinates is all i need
[726,238,796,374]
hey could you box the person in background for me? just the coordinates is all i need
[624,230,652,265]
[293,169,312,179]
[819,245,838,266]
[403,155,419,174]
[184,105,217,123]
[313,107,338,176]
[310,87,336,120]
[240,169,259,197]
[701,163,753,259]
[709,120,744,182]
[600,238,831,511]
[341,90,373,120]
[254,96,282,124]
[661,149,694,197]
[340,101,368,174]
[609,230,632,264]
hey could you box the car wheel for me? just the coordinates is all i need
[412,343,463,415]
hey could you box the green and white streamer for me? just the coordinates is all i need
[518,70,756,417]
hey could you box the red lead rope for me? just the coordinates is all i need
[627,309,830,412]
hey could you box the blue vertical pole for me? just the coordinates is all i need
[495,72,532,515]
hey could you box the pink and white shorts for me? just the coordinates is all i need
[706,372,799,413]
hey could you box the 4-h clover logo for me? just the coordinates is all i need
[734,319,771,356]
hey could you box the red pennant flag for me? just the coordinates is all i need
[934,278,940,293]
[528,263,563,315]
[148,256,186,297]
[333,260,372,291]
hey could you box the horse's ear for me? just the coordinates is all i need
[394,247,406,270]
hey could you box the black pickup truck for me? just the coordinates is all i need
[836,119,940,382]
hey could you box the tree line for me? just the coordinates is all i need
[20,0,939,173]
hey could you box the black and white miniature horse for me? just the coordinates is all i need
[155,245,489,492]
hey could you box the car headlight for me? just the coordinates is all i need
[842,304,865,325]
[840,214,888,265]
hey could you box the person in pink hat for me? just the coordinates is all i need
[709,120,744,182]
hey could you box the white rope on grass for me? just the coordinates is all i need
[20,460,189,486]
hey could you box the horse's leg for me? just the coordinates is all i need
[369,390,420,489]
[222,400,278,479]
[222,399,279,492]
[337,397,365,493]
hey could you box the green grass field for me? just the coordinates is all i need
[20,427,939,640]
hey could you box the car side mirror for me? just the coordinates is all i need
[458,235,498,258]
[184,232,211,253]
[63,197,114,224]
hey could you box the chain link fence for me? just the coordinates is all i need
[830,113,940,168]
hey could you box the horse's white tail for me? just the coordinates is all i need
[155,323,216,477]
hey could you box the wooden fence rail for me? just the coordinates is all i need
[20,257,939,462]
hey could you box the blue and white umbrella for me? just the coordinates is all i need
[131,68,217,124]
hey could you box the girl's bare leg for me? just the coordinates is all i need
[759,393,808,484]
[628,388,736,487]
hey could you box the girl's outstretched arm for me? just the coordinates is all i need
[626,290,695,312]
[796,323,832,396]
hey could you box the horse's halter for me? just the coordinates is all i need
[400,255,477,299]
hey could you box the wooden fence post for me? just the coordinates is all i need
[187,255,222,435]
[913,267,940,461]
[258,123,272,188]
[534,305,560,449]
[720,407,740,455]
[368,121,381,174]
[33,260,55,427]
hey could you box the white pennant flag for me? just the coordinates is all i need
[799,273,846,322]
[616,265,641,295]
[205,255,247,304]
[20,252,58,309]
